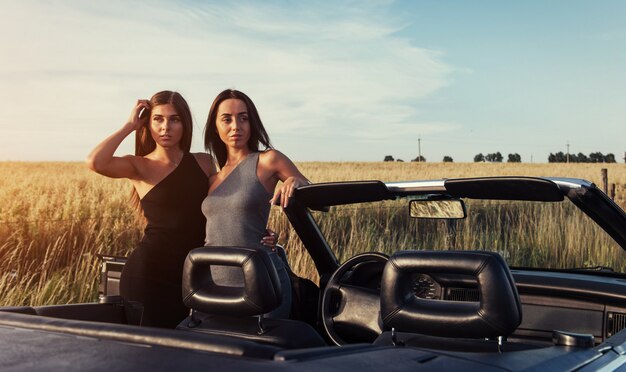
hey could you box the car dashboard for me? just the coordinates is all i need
[343,261,626,345]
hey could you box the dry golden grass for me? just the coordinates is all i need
[311,199,626,271]
[0,161,625,306]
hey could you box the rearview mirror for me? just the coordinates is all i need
[409,199,466,219]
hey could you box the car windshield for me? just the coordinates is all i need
[310,197,626,273]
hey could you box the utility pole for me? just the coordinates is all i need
[417,136,422,162]
[566,141,570,163]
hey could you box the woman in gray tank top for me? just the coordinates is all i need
[202,89,309,318]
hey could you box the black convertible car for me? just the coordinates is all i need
[2,177,626,371]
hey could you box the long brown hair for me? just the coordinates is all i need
[135,90,193,156]
[204,89,272,168]
[131,91,194,212]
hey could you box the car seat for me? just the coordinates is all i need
[176,246,326,349]
[374,250,525,352]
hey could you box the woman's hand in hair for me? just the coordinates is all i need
[127,99,150,131]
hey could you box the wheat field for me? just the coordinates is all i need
[0,161,625,306]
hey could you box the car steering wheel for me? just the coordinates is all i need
[321,252,389,345]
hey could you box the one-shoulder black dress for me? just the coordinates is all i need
[119,152,208,328]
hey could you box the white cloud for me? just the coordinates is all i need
[0,0,456,161]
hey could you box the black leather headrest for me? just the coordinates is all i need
[182,246,282,316]
[380,250,521,339]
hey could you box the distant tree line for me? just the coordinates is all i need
[548,152,616,163]
[383,155,404,162]
[473,152,521,163]
[383,151,616,163]
[384,155,460,162]
[383,153,521,163]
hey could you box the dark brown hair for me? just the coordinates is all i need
[135,90,193,156]
[131,90,194,212]
[204,89,272,168]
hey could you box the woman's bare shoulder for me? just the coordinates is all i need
[258,149,287,163]
[191,152,217,176]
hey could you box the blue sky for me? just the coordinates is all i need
[1,0,624,163]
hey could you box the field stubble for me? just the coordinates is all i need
[0,161,624,306]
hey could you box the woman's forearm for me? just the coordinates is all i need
[86,122,136,173]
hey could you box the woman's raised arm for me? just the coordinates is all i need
[86,100,148,179]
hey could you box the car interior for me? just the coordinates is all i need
[2,177,626,371]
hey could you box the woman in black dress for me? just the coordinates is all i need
[87,91,275,328]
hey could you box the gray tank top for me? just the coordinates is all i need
[202,152,272,247]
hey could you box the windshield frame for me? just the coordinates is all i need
[290,177,626,276]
